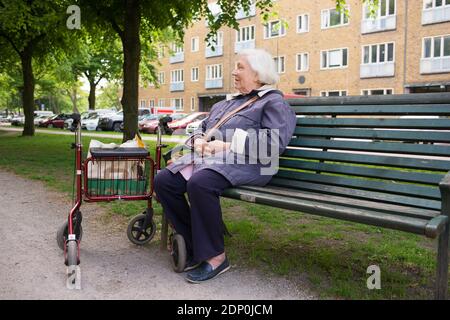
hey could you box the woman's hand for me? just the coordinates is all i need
[203,140,231,157]
[194,138,208,156]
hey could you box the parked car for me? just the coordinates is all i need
[11,115,25,126]
[40,114,72,129]
[168,112,209,134]
[139,113,187,134]
[34,115,52,126]
[98,108,151,132]
[185,118,207,135]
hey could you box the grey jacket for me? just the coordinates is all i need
[166,88,297,187]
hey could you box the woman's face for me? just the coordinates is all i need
[232,55,261,94]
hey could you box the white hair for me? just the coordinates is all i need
[238,48,279,85]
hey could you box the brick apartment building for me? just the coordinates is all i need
[135,0,450,113]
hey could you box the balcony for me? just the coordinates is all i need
[205,79,223,89]
[234,40,256,53]
[422,6,450,24]
[205,45,223,58]
[361,15,396,34]
[170,82,184,92]
[236,3,256,20]
[360,62,395,78]
[169,52,184,64]
[420,57,450,74]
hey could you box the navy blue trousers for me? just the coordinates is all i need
[154,168,232,263]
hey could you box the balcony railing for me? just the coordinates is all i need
[170,82,184,92]
[236,3,256,20]
[420,57,450,74]
[205,45,223,58]
[169,52,184,64]
[361,15,396,34]
[422,6,450,24]
[360,62,395,78]
[234,40,256,53]
[205,79,223,89]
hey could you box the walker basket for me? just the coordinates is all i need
[84,148,154,201]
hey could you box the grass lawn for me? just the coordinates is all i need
[0,130,447,299]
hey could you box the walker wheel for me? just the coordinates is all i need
[127,214,156,245]
[171,233,187,273]
[57,221,83,251]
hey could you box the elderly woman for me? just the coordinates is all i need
[154,48,297,283]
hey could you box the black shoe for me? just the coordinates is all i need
[184,258,201,272]
[185,258,230,283]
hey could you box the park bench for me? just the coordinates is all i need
[162,93,450,299]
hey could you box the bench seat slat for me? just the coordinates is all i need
[294,127,450,143]
[297,118,450,129]
[279,159,444,185]
[290,137,450,157]
[275,170,441,199]
[238,185,440,219]
[282,149,450,172]
[221,188,436,237]
[292,105,450,115]
[268,178,442,210]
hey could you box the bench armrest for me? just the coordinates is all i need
[439,171,450,215]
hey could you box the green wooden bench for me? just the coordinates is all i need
[162,93,450,299]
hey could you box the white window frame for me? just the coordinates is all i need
[361,88,394,95]
[190,97,196,111]
[422,35,450,58]
[423,0,450,9]
[171,43,184,54]
[140,100,147,109]
[362,42,395,64]
[209,31,224,47]
[206,64,223,80]
[363,0,396,18]
[263,20,286,39]
[170,69,184,83]
[320,48,349,69]
[236,25,256,43]
[158,98,165,108]
[273,56,286,73]
[321,7,350,29]
[297,14,310,33]
[171,98,184,111]
[320,90,348,97]
[149,99,155,108]
[191,67,199,82]
[296,53,309,72]
[191,37,199,52]
[158,71,165,85]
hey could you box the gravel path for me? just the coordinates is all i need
[0,170,315,300]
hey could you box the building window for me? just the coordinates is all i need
[190,97,196,111]
[296,53,309,72]
[273,56,285,73]
[321,90,347,97]
[158,98,165,108]
[191,37,199,52]
[171,43,184,54]
[321,7,349,29]
[297,14,309,33]
[423,35,450,58]
[157,45,164,58]
[170,69,184,83]
[362,89,393,95]
[158,72,165,85]
[209,31,223,47]
[206,64,223,80]
[236,25,255,43]
[171,98,184,111]
[191,67,199,82]
[149,100,155,107]
[321,48,348,69]
[264,20,286,39]
[424,0,450,9]
[364,0,396,18]
[140,100,147,108]
[362,42,395,64]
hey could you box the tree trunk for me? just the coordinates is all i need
[21,45,35,137]
[120,0,141,142]
[88,79,96,110]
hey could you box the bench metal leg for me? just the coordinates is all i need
[160,211,169,251]
[435,222,449,300]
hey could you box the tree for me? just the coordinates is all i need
[0,0,74,136]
